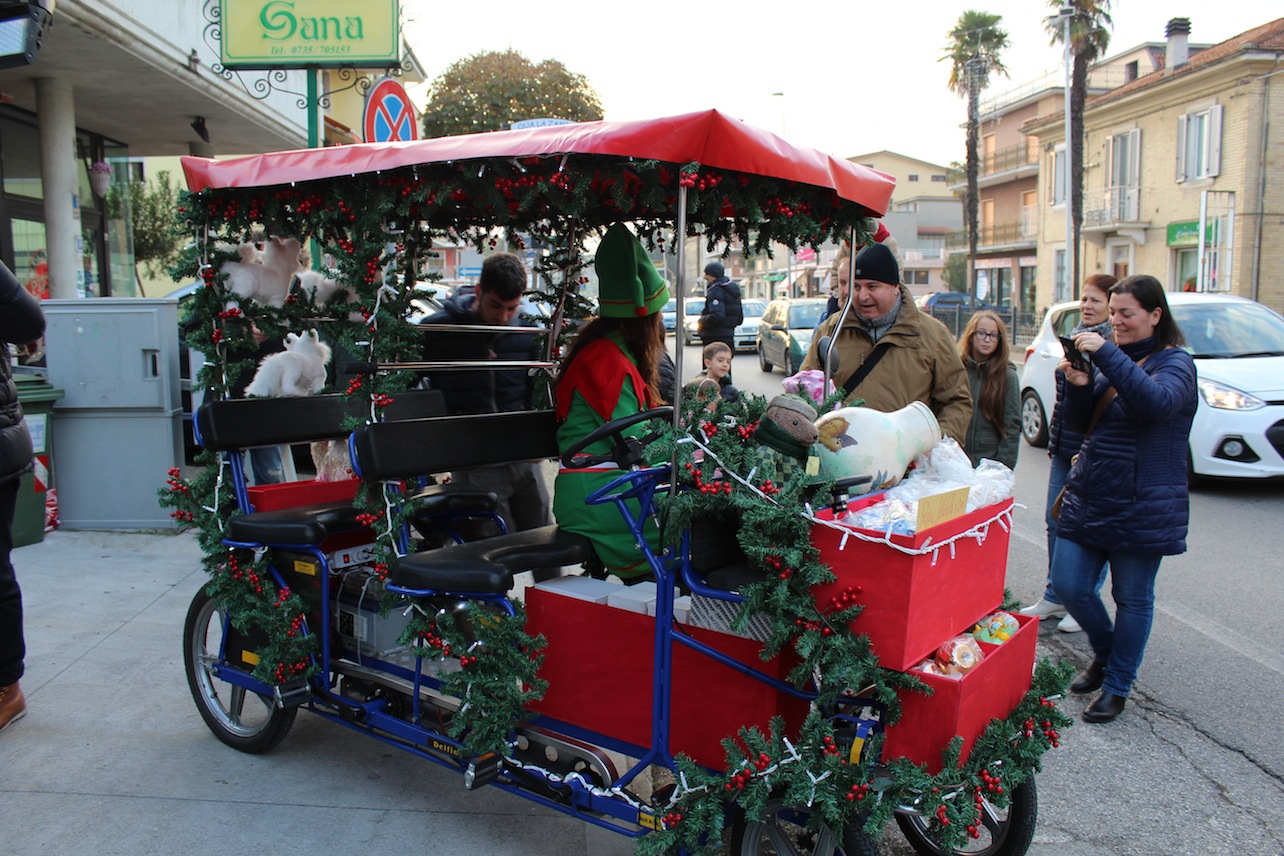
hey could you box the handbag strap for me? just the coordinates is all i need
[1083,354,1147,437]
[842,341,893,397]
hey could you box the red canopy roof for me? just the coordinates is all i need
[181,109,895,217]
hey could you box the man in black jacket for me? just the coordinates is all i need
[419,253,550,535]
[0,261,45,733]
[698,261,742,380]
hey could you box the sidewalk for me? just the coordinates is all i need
[0,528,632,856]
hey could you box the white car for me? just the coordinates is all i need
[1019,292,1284,480]
[733,299,768,352]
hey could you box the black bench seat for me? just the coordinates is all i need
[390,525,594,594]
[225,501,366,546]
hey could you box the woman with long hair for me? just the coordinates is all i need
[1051,275,1196,723]
[1022,273,1116,633]
[553,224,668,580]
[958,310,1020,469]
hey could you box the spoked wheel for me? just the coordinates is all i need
[730,796,881,855]
[895,778,1037,856]
[183,587,297,753]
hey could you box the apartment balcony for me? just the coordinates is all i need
[944,220,1039,252]
[946,144,1039,191]
[1083,185,1151,242]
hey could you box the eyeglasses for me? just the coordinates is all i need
[973,330,999,341]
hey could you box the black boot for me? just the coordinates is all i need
[1082,691,1127,723]
[1070,660,1106,694]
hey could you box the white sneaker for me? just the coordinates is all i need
[1019,599,1067,620]
[1057,613,1083,633]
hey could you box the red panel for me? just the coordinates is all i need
[247,478,360,512]
[810,499,1014,671]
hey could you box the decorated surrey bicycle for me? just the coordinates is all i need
[162,110,1073,856]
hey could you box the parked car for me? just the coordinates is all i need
[916,291,998,316]
[1018,292,1284,481]
[756,297,827,376]
[662,297,704,336]
[680,300,713,346]
[733,299,768,352]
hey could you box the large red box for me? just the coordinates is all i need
[247,478,360,512]
[525,586,810,769]
[810,497,1014,671]
[881,611,1037,772]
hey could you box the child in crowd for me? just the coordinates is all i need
[685,341,738,410]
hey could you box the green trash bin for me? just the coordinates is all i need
[13,374,64,547]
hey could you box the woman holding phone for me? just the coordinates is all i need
[1021,274,1115,633]
[1050,275,1196,723]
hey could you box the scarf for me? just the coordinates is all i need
[1072,317,1114,339]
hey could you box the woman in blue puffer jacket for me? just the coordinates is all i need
[1051,275,1196,724]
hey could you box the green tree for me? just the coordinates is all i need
[421,49,604,138]
[943,11,1010,301]
[122,170,182,279]
[942,252,968,292]
[1045,1,1113,297]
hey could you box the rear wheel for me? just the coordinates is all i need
[895,778,1037,856]
[730,796,881,855]
[1020,392,1048,448]
[184,587,297,753]
[759,345,774,372]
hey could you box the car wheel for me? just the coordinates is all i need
[786,351,799,377]
[1020,391,1048,448]
[1187,448,1205,489]
[759,345,774,373]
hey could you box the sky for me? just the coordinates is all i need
[401,1,1273,168]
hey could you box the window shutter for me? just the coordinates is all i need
[1176,114,1188,182]
[1208,105,1223,177]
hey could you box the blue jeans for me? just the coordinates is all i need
[1043,454,1107,604]
[1050,538,1162,697]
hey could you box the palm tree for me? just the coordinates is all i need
[943,11,1010,300]
[1045,1,1113,297]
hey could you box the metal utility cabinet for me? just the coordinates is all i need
[42,299,183,530]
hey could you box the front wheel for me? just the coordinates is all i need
[184,587,297,753]
[1020,392,1048,448]
[895,778,1037,856]
[759,345,774,373]
[730,796,881,855]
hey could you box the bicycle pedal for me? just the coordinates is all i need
[463,752,502,790]
[272,677,311,709]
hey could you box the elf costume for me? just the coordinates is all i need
[553,224,669,578]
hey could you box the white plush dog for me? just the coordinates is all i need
[244,330,332,398]
[221,236,301,308]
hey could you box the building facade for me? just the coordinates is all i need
[1027,17,1284,313]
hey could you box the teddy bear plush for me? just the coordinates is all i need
[752,394,820,486]
[221,235,300,308]
[244,329,331,398]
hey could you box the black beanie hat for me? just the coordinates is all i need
[853,243,900,286]
[704,261,725,279]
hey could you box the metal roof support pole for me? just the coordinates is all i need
[824,226,859,394]
[670,185,689,492]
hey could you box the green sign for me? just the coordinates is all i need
[220,0,400,69]
[764,273,786,282]
[1166,220,1218,248]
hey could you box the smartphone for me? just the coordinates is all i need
[1059,336,1089,372]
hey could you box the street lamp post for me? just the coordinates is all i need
[1059,7,1075,300]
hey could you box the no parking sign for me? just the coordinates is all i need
[363,77,418,143]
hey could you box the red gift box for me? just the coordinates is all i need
[810,497,1014,671]
[525,586,809,769]
[881,611,1037,772]
[247,478,360,512]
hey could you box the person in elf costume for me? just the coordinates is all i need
[554,224,669,580]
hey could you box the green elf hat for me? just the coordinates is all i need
[595,223,670,318]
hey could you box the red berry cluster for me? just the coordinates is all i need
[792,617,830,636]
[217,308,242,320]
[494,175,540,196]
[370,393,394,408]
[978,768,1004,796]
[336,200,355,223]
[683,462,733,496]
[845,781,870,802]
[337,238,355,255]
[661,810,683,829]
[363,258,380,284]
[226,554,263,594]
[355,512,379,527]
[692,172,723,192]
[548,172,573,192]
[166,467,189,494]
[678,171,698,188]
[820,733,843,759]
[459,653,478,667]
[749,751,772,772]
[346,375,364,395]
[724,768,754,792]
[735,421,759,441]
[764,554,792,580]
[759,479,779,496]
[292,193,325,216]
[825,586,864,613]
[272,657,308,683]
[169,510,195,523]
[935,804,951,827]
[417,624,452,658]
[207,199,240,220]
[210,328,225,344]
[372,561,388,582]
[201,267,215,285]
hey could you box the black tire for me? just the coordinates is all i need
[759,345,774,373]
[1186,448,1205,489]
[730,796,882,855]
[894,778,1037,856]
[786,351,799,377]
[1020,391,1049,448]
[183,587,297,753]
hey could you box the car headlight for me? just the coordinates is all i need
[1197,378,1265,411]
